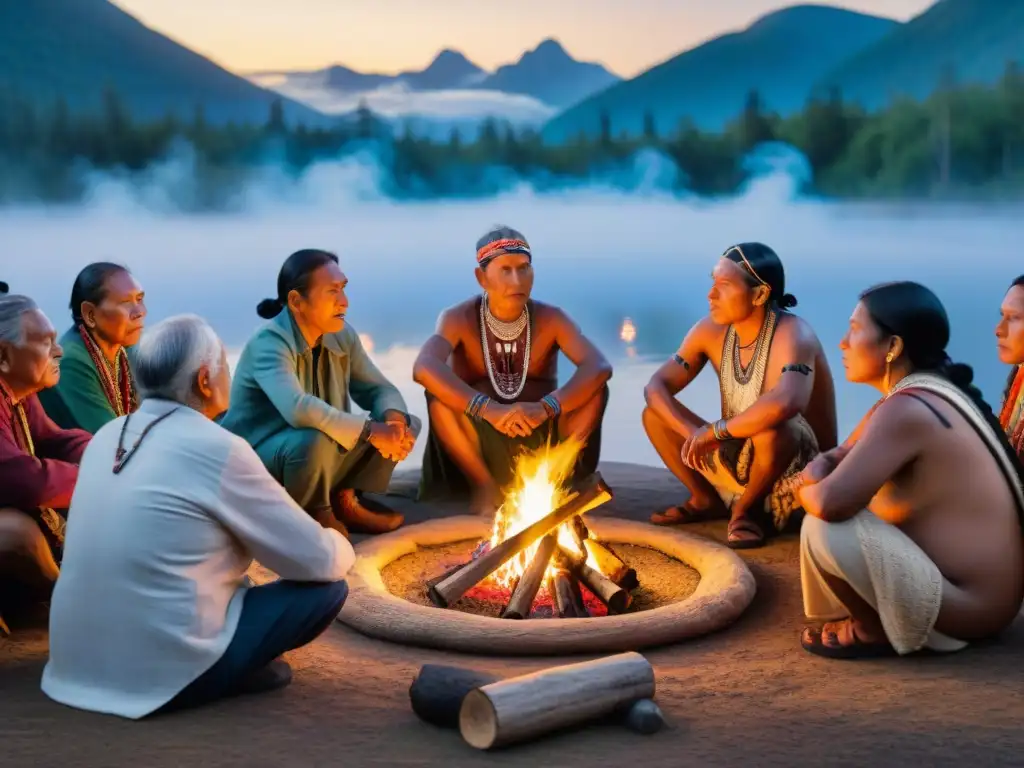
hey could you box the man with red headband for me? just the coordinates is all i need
[642,242,837,548]
[413,226,612,515]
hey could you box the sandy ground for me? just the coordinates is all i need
[2,462,1023,767]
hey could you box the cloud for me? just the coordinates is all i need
[251,75,555,125]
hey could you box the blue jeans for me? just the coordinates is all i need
[159,579,348,713]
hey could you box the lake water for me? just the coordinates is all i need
[2,164,1020,471]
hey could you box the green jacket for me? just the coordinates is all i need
[220,310,408,451]
[38,327,138,434]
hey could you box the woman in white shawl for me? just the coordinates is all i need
[796,281,1024,659]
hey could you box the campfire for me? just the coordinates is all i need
[428,440,639,619]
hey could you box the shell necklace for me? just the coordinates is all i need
[480,294,530,401]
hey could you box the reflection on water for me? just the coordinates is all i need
[4,186,1022,475]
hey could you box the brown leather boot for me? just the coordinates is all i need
[334,489,404,534]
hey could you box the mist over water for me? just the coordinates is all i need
[2,153,1020,471]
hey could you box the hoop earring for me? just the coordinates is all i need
[883,352,894,393]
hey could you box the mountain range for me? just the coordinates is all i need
[0,0,326,126]
[814,0,1024,108]
[1,0,1019,142]
[259,39,621,111]
[544,0,1023,142]
[542,5,899,142]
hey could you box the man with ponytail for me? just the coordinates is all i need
[797,281,1024,659]
[643,242,837,548]
[220,249,418,537]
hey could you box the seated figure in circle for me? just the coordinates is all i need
[42,315,355,718]
[643,242,837,548]
[38,262,147,434]
[798,281,1024,658]
[0,294,91,635]
[220,249,419,537]
[413,225,612,515]
[995,274,1024,463]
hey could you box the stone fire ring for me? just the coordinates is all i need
[337,515,757,656]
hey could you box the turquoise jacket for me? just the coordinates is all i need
[220,310,408,451]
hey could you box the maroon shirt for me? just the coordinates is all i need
[0,391,91,511]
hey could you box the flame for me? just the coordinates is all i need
[487,436,585,589]
[620,317,637,344]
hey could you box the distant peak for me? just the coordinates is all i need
[433,48,470,63]
[535,38,567,54]
[520,38,574,64]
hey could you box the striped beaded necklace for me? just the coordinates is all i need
[78,324,138,417]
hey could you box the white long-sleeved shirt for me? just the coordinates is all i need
[41,398,355,719]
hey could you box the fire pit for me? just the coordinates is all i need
[337,443,756,655]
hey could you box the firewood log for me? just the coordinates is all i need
[583,539,639,590]
[459,652,656,749]
[429,472,612,608]
[409,664,501,729]
[501,535,557,620]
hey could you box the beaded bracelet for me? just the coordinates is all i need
[711,419,732,441]
[541,394,562,418]
[465,392,490,420]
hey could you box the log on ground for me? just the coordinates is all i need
[409,664,502,729]
[459,651,656,750]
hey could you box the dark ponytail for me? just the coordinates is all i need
[256,298,285,319]
[70,262,129,324]
[860,281,1024,497]
[722,242,797,309]
[258,249,339,319]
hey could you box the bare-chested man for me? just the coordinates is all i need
[413,226,612,515]
[798,281,1023,658]
[643,242,837,548]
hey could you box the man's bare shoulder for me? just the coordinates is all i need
[436,297,479,328]
[530,299,575,326]
[775,312,824,351]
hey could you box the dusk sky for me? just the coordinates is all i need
[113,0,935,77]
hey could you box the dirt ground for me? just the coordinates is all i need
[2,462,1022,767]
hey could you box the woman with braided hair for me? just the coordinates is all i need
[38,263,146,433]
[798,281,1024,659]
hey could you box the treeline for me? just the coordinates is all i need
[1,61,1022,207]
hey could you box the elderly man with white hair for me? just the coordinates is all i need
[42,315,355,719]
[0,293,91,635]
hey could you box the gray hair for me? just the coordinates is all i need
[0,294,39,345]
[134,314,225,405]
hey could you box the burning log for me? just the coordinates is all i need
[549,568,588,618]
[583,538,639,590]
[576,561,632,614]
[501,535,557,620]
[410,665,501,729]
[458,652,656,750]
[426,562,469,591]
[429,472,612,608]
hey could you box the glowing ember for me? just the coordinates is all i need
[487,436,586,589]
[620,317,637,344]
